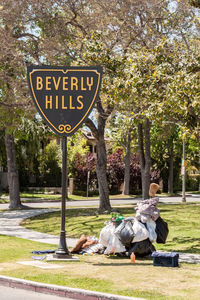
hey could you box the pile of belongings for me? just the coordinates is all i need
[99,197,168,257]
[70,197,169,257]
[70,235,105,255]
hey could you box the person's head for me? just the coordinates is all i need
[149,183,160,197]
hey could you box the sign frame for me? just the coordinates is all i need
[27,65,103,136]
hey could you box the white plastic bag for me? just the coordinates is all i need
[104,234,126,255]
[146,219,157,243]
[99,223,115,247]
[132,219,149,243]
[99,223,126,254]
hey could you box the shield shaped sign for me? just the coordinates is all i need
[27,66,103,136]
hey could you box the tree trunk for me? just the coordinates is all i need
[199,156,200,192]
[85,99,112,212]
[96,137,111,212]
[168,142,174,194]
[199,166,200,192]
[5,130,22,209]
[138,118,151,199]
[123,132,131,195]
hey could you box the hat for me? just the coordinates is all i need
[149,183,160,197]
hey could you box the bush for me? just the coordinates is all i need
[107,149,142,194]
[72,153,97,193]
[107,148,124,193]
[71,148,161,195]
[107,148,160,194]
[38,140,61,187]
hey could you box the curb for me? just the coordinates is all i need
[0,275,145,300]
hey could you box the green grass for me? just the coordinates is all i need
[22,204,200,254]
[0,192,137,204]
[0,235,55,263]
[0,235,200,299]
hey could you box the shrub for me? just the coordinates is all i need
[107,149,142,194]
[107,148,124,192]
[38,140,61,187]
[72,152,97,194]
[107,148,160,194]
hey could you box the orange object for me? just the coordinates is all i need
[130,252,136,263]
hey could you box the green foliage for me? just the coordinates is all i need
[67,131,89,177]
[109,113,137,151]
[38,140,61,187]
[151,124,182,192]
[1,3,200,197]
[15,118,52,187]
[71,152,97,195]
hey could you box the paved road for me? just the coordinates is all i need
[0,285,74,300]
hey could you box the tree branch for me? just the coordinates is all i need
[0,100,32,108]
[85,118,99,140]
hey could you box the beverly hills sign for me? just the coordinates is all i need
[27,66,102,136]
[27,65,103,259]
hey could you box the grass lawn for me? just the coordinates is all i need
[0,192,137,204]
[22,204,200,254]
[0,234,200,300]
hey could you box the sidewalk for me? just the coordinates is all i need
[0,209,78,247]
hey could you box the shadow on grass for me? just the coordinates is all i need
[92,254,153,266]
[93,262,153,266]
[169,237,200,254]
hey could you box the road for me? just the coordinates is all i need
[0,286,75,300]
[1,195,200,210]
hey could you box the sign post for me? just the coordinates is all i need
[56,136,69,256]
[27,66,102,258]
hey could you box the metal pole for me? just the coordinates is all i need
[182,139,186,202]
[86,171,90,200]
[66,140,68,200]
[55,136,70,256]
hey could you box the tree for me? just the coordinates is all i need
[75,0,196,205]
[14,118,51,187]
[67,131,89,178]
[1,0,197,208]
[0,0,89,208]
[151,123,183,193]
[81,33,122,211]
[109,114,137,195]
[116,48,165,199]
[0,2,33,207]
